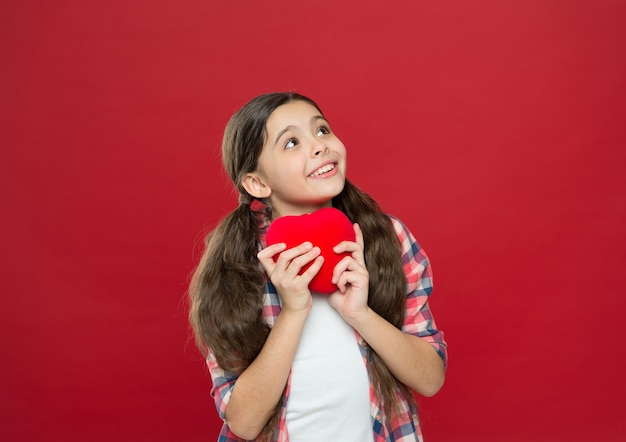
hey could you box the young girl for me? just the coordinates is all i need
[189,92,447,441]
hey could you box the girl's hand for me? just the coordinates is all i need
[328,223,369,323]
[257,242,323,313]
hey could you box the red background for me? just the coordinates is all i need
[2,1,625,441]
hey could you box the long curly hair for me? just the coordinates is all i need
[189,92,413,440]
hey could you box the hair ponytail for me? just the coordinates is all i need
[335,180,415,415]
[189,203,269,372]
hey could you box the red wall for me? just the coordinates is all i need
[2,1,625,441]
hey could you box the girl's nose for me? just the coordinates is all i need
[312,143,329,157]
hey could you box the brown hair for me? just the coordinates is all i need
[189,92,413,440]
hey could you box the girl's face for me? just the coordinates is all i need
[243,100,347,218]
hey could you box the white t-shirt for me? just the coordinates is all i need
[285,294,374,441]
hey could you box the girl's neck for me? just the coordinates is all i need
[271,200,333,219]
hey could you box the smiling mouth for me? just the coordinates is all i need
[310,163,335,177]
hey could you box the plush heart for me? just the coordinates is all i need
[265,207,356,294]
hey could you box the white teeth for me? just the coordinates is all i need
[311,164,334,177]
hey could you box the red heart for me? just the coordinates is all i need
[266,207,356,294]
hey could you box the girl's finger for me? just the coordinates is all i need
[257,243,287,273]
[333,261,368,294]
[257,242,287,260]
[259,242,320,282]
[333,223,366,266]
[300,254,325,280]
[331,254,366,285]
[279,245,321,281]
[274,241,314,263]
[353,223,364,248]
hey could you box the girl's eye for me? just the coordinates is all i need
[316,126,331,136]
[285,138,298,149]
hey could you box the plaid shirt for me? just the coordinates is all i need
[206,215,447,441]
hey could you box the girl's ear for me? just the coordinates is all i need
[242,172,272,199]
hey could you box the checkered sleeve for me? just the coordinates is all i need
[202,286,281,439]
[206,349,239,421]
[391,216,448,370]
